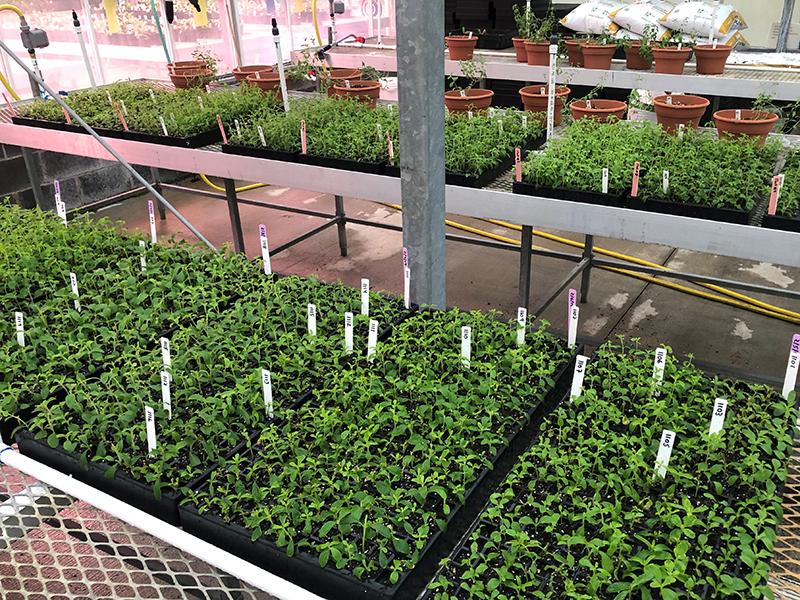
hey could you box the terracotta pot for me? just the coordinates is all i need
[653,94,710,134]
[326,69,362,97]
[246,72,289,99]
[571,99,627,122]
[524,41,550,66]
[168,68,212,90]
[564,39,584,67]
[624,43,653,70]
[166,60,205,74]
[444,89,494,114]
[653,47,692,75]
[519,85,570,126]
[512,37,527,62]
[582,43,616,70]
[232,65,274,84]
[694,44,733,75]
[713,109,779,145]
[332,80,382,108]
[446,35,479,61]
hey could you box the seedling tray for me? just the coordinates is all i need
[624,196,756,225]
[222,144,300,163]
[123,128,221,148]
[762,212,800,233]
[512,182,627,207]
[179,342,581,600]
[298,153,386,175]
[11,116,126,139]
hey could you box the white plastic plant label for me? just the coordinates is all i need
[234,119,241,137]
[568,305,579,349]
[345,312,354,354]
[654,429,676,479]
[258,125,266,147]
[197,95,204,109]
[54,180,67,225]
[148,200,157,244]
[361,278,370,315]
[145,406,157,455]
[344,79,351,88]
[69,272,80,311]
[652,347,667,394]
[159,116,168,136]
[138,240,147,271]
[404,267,411,310]
[120,99,128,115]
[259,224,272,275]
[709,398,728,436]
[308,304,317,336]
[161,370,171,419]
[262,369,273,418]
[602,168,609,194]
[540,87,546,95]
[586,99,592,110]
[489,108,496,118]
[15,311,24,347]
[161,337,172,381]
[367,319,379,362]
[498,120,503,135]
[106,89,113,104]
[666,96,673,105]
[663,170,670,194]
[522,115,528,128]
[467,110,473,120]
[460,90,466,98]
[516,307,527,346]
[570,355,588,401]
[782,334,800,400]
[149,88,156,103]
[461,326,471,368]
[678,123,685,139]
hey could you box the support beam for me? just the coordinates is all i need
[149,167,167,219]
[396,0,446,309]
[777,0,797,52]
[21,147,45,208]
[224,178,245,254]
[518,225,533,310]
[580,234,594,303]
[334,195,347,257]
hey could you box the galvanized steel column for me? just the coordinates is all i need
[396,0,447,309]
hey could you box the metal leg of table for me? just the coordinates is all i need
[334,195,348,257]
[21,147,45,209]
[224,178,245,255]
[149,167,167,220]
[518,225,533,310]
[580,234,594,303]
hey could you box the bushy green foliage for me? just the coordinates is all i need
[775,150,800,218]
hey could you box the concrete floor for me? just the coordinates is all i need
[91,178,800,383]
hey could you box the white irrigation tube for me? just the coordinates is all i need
[0,444,325,600]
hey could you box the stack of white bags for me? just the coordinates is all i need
[560,0,749,47]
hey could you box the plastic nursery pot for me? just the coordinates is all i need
[523,41,550,66]
[246,72,290,99]
[446,35,479,61]
[581,43,616,70]
[624,43,652,70]
[571,99,627,122]
[166,60,205,74]
[232,64,274,84]
[693,44,733,75]
[652,94,710,134]
[512,37,527,62]
[444,89,494,114]
[565,39,584,67]
[713,109,780,145]
[168,68,213,90]
[332,80,381,108]
[652,46,692,75]
[519,85,570,126]
[326,69,361,97]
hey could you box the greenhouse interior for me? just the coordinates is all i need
[2,0,800,598]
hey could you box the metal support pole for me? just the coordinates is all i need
[82,0,107,85]
[284,0,295,51]
[777,0,796,52]
[334,194,347,257]
[149,167,167,219]
[518,225,533,310]
[580,234,594,303]
[396,0,446,309]
[21,147,44,208]
[224,178,245,254]
[227,0,246,67]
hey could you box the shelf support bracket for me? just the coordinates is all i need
[224,178,245,254]
[518,225,533,310]
[149,167,167,220]
[334,194,347,257]
[580,234,594,303]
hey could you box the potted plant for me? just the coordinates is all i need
[323,68,362,97]
[445,29,479,61]
[166,60,205,74]
[511,4,532,62]
[331,80,382,108]
[232,64,275,84]
[564,36,586,68]
[445,57,494,114]
[694,43,733,75]
[713,106,779,146]
[621,25,656,71]
[652,94,709,134]
[652,33,694,75]
[522,10,556,67]
[247,70,290,100]
[581,29,618,70]
[519,84,570,125]
[570,88,627,122]
[168,68,213,90]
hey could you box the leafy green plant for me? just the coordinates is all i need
[448,56,487,93]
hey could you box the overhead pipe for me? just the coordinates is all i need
[0,443,325,600]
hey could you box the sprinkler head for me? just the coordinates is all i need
[188,0,201,12]
[165,0,174,23]
[271,18,279,37]
[72,10,80,27]
[356,36,365,44]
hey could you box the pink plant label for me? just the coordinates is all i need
[114,103,128,131]
[631,161,641,197]
[61,104,71,125]
[515,148,522,182]
[387,132,394,161]
[783,335,800,400]
[768,175,781,215]
[216,114,227,144]
[301,120,307,154]
[2,93,15,116]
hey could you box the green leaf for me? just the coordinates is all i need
[103,465,117,480]
[47,432,59,448]
[392,537,410,555]
[320,521,336,537]
[319,549,330,568]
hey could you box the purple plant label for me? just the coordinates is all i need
[783,335,800,399]
[792,334,800,354]
[403,247,408,269]
[568,289,577,309]
[654,429,675,479]
[259,224,267,238]
[709,398,727,436]
[54,180,61,196]
[570,355,588,401]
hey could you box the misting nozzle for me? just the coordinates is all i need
[72,10,80,26]
[272,18,279,36]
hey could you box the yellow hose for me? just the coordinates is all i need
[199,173,265,193]
[311,0,328,76]
[378,202,800,325]
[0,5,24,100]
[0,4,24,18]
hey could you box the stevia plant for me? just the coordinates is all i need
[774,149,800,218]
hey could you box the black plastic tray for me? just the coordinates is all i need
[179,342,581,600]
[762,212,800,233]
[624,195,756,225]
[513,181,627,207]
[123,128,221,148]
[298,153,386,175]
[11,116,126,139]
[222,144,300,162]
